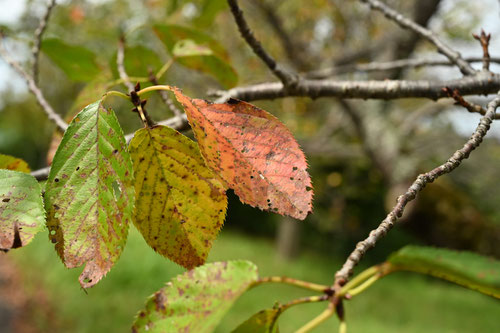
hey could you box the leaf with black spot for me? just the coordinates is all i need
[0,170,45,251]
[129,125,227,269]
[44,100,135,288]
[132,261,258,333]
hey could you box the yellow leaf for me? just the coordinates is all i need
[129,125,227,269]
[0,154,30,173]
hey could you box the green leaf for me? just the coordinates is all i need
[0,154,30,173]
[0,170,45,250]
[129,125,227,269]
[132,260,258,333]
[193,0,227,28]
[387,246,500,299]
[173,39,238,88]
[111,45,163,78]
[44,100,135,288]
[153,24,238,88]
[232,309,281,333]
[153,24,229,60]
[42,38,100,81]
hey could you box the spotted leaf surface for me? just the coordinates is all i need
[44,101,134,288]
[0,170,45,251]
[129,125,227,269]
[387,246,500,299]
[232,308,281,333]
[132,261,258,333]
[174,90,313,220]
[0,154,30,173]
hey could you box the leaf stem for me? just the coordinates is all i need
[251,276,331,293]
[280,295,329,312]
[156,58,175,81]
[136,85,174,97]
[338,266,379,297]
[295,304,335,333]
[102,90,131,103]
[344,274,380,297]
[339,320,347,333]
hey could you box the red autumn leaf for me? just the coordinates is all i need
[174,89,313,220]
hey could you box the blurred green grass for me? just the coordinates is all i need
[8,228,500,333]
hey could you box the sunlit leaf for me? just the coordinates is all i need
[172,39,238,88]
[132,260,258,333]
[129,125,227,269]
[42,38,100,81]
[232,308,281,333]
[0,154,30,173]
[0,170,45,251]
[44,100,135,288]
[153,24,229,60]
[387,246,500,299]
[173,89,313,220]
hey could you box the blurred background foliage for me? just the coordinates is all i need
[0,0,499,332]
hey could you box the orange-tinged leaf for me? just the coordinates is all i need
[173,90,313,220]
[0,154,30,173]
[129,125,227,269]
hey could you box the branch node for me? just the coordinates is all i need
[472,29,491,71]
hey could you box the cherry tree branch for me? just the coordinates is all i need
[359,0,476,76]
[212,71,500,101]
[117,36,135,92]
[32,0,57,83]
[227,0,299,87]
[334,92,500,285]
[0,35,68,132]
[306,57,500,79]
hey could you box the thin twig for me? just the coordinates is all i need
[306,57,500,79]
[0,35,68,132]
[32,0,57,83]
[359,0,476,76]
[31,166,51,180]
[334,92,500,285]
[117,35,135,92]
[442,87,498,118]
[472,30,491,71]
[227,0,299,88]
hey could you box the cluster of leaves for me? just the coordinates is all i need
[2,4,500,331]
[0,84,313,288]
[41,24,238,89]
